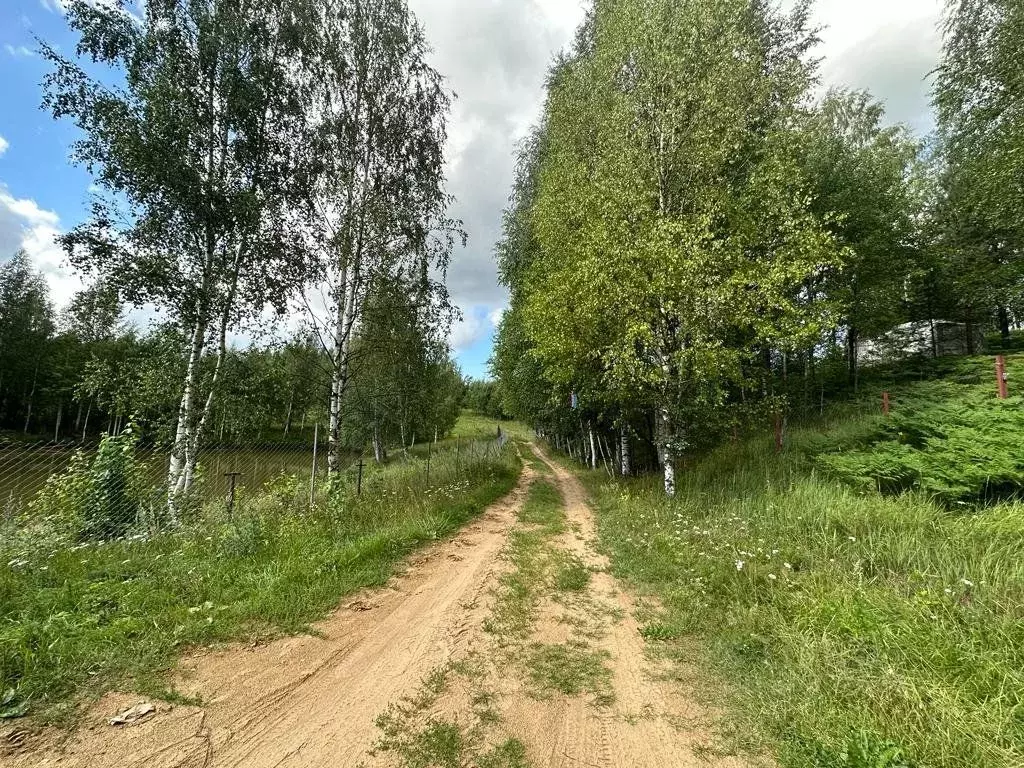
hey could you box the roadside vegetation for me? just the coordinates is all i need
[0,424,519,723]
[579,356,1024,768]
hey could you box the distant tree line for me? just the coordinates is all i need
[0,251,464,453]
[492,0,1024,494]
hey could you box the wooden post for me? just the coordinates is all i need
[309,422,319,509]
[774,413,784,454]
[996,356,1009,399]
[882,391,891,416]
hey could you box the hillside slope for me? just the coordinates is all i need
[581,354,1024,768]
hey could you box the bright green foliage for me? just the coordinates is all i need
[503,0,843,489]
[30,428,154,542]
[584,417,1024,767]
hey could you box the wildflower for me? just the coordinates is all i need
[767,574,777,581]
[735,560,745,571]
[783,562,792,570]
[961,578,974,587]
[848,536,856,543]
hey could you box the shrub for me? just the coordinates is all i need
[31,427,151,541]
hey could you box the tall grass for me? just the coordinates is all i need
[0,437,520,723]
[580,362,1024,767]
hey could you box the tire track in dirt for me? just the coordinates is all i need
[493,445,755,768]
[7,445,759,768]
[5,463,535,768]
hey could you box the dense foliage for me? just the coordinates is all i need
[493,0,1024,495]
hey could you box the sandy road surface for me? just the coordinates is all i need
[4,445,755,768]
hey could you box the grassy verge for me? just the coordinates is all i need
[578,359,1024,768]
[0,442,520,724]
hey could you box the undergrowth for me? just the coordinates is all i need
[808,354,1024,505]
[581,354,1024,767]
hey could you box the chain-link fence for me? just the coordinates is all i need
[1,428,510,553]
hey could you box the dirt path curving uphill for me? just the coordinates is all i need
[5,445,757,768]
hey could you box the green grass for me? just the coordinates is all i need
[526,640,613,705]
[451,410,534,443]
[552,553,590,592]
[516,480,565,534]
[579,354,1024,767]
[0,444,521,723]
[484,480,567,641]
[373,658,530,768]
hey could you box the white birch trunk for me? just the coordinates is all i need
[620,423,631,477]
[588,425,597,470]
[657,407,676,497]
[168,317,207,500]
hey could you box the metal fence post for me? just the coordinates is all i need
[357,459,364,495]
[309,422,319,509]
[224,472,242,517]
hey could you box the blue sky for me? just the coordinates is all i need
[1,0,943,380]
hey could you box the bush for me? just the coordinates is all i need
[31,428,151,541]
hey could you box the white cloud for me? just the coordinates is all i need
[0,185,81,307]
[803,0,943,131]
[488,306,506,328]
[0,136,8,157]
[407,0,586,356]
[4,44,35,58]
[449,307,486,353]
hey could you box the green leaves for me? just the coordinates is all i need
[0,687,29,720]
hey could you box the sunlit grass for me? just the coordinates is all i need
[580,355,1024,767]
[0,445,521,723]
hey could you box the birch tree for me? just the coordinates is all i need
[523,0,839,495]
[300,0,459,474]
[43,0,316,509]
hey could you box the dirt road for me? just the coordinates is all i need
[5,445,755,768]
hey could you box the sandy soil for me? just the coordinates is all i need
[3,445,758,768]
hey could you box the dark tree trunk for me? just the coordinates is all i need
[998,306,1011,343]
[847,327,859,393]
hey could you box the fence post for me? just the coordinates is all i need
[996,356,1009,399]
[774,413,784,454]
[426,440,431,480]
[309,422,319,509]
[357,459,364,495]
[224,472,242,517]
[882,391,891,416]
